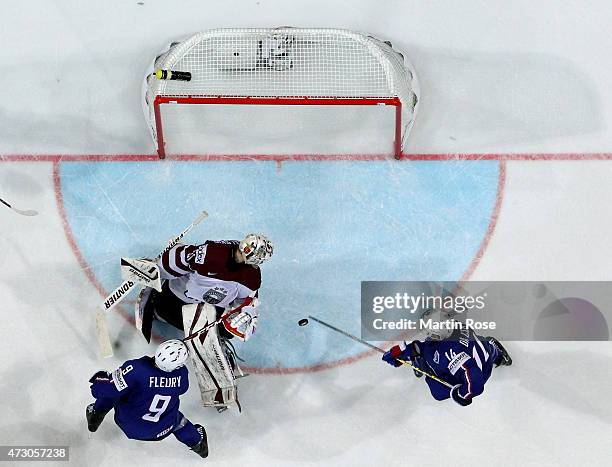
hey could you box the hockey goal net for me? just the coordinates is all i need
[143,28,419,159]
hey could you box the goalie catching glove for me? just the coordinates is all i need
[222,297,259,341]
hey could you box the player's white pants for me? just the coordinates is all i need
[182,303,238,409]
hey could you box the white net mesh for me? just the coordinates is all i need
[144,28,419,155]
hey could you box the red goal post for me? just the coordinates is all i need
[143,28,419,159]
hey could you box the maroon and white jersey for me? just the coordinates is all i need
[158,240,261,307]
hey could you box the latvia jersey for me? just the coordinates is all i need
[158,240,261,307]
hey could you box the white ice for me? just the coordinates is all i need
[1,1,611,466]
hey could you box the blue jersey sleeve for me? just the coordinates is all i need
[446,332,496,405]
[452,358,486,403]
[90,360,140,401]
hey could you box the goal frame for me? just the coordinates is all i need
[145,28,419,160]
[153,95,403,159]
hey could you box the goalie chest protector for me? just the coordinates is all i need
[194,241,261,292]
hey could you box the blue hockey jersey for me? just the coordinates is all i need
[415,328,499,403]
[90,356,189,441]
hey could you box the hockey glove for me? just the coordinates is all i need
[407,340,422,361]
[450,384,473,407]
[382,341,422,368]
[222,298,259,342]
[382,343,408,367]
[88,370,111,384]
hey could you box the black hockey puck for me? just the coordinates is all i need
[298,318,309,327]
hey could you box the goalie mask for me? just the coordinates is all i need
[239,234,273,265]
[155,339,189,372]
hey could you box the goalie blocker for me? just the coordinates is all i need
[121,258,162,292]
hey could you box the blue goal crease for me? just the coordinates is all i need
[59,160,500,369]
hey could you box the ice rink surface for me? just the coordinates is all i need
[1,1,611,465]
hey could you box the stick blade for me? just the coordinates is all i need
[195,210,209,223]
[95,308,114,358]
[14,209,38,216]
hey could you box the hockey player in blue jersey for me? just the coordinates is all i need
[86,340,208,458]
[382,324,512,406]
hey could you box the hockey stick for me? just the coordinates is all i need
[182,296,255,342]
[306,315,453,389]
[95,210,209,358]
[0,197,38,216]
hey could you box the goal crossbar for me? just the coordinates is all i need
[153,95,402,159]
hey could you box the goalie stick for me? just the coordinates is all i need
[95,210,209,358]
[0,197,38,216]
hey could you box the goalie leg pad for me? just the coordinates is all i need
[182,304,238,408]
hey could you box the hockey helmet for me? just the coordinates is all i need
[426,310,457,341]
[155,339,188,372]
[239,234,274,265]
